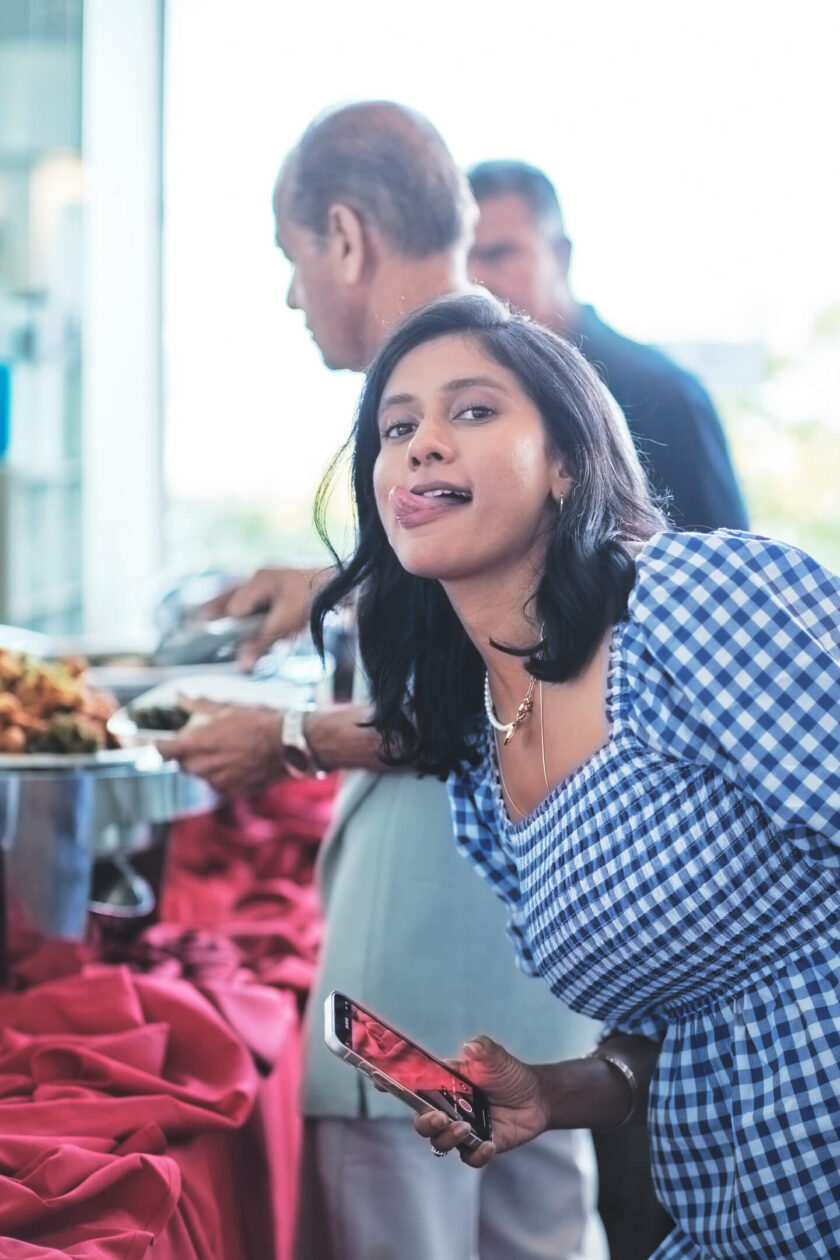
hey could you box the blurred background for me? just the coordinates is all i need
[1,0,838,641]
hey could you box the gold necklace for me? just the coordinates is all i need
[539,680,549,794]
[494,681,551,819]
[484,671,536,745]
[493,728,526,817]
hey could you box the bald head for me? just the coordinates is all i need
[278,101,475,259]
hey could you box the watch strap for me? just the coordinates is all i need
[280,708,327,780]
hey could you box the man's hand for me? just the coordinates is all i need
[161,699,388,796]
[159,699,286,797]
[213,565,336,669]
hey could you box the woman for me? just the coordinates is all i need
[312,295,840,1259]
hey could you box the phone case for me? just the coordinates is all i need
[324,991,488,1152]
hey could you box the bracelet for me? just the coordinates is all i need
[589,1051,639,1131]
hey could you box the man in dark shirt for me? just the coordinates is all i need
[467,160,748,533]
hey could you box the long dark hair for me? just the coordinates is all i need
[312,295,666,776]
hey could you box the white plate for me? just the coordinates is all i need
[105,711,173,749]
[107,674,312,748]
[130,672,308,709]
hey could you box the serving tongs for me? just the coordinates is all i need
[151,613,267,667]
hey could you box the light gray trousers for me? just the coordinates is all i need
[296,1117,608,1260]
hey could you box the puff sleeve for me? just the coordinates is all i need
[624,530,840,849]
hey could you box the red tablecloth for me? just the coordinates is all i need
[0,966,263,1258]
[0,777,335,1259]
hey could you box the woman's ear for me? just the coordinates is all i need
[549,461,571,507]
[326,203,366,285]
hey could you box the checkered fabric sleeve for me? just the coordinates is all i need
[448,763,541,975]
[625,530,840,846]
[600,1007,669,1044]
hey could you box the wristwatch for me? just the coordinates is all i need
[280,708,328,780]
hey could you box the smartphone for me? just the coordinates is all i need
[324,991,492,1152]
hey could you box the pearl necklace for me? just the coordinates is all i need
[484,671,537,746]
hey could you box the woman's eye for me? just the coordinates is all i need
[381,420,415,441]
[458,404,494,422]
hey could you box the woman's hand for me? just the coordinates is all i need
[412,1035,551,1168]
[412,1031,660,1169]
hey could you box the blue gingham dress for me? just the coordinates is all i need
[449,530,840,1259]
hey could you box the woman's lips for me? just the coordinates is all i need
[389,485,471,529]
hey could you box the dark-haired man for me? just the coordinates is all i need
[467,160,748,533]
[167,104,607,1260]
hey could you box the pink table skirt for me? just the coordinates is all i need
[0,778,336,1259]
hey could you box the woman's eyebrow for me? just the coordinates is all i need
[379,392,417,413]
[441,376,509,395]
[379,376,509,414]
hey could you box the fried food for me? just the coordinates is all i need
[0,648,119,754]
[0,726,26,752]
[128,703,190,732]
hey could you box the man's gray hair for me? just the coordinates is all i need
[283,101,475,258]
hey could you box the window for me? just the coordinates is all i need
[0,0,84,633]
[163,1,840,580]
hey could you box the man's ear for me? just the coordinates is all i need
[326,203,366,284]
[553,235,572,281]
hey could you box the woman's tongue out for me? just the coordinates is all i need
[390,484,472,529]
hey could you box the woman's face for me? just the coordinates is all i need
[373,333,568,589]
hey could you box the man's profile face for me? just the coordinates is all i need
[469,192,567,326]
[273,180,361,372]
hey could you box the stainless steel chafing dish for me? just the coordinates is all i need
[0,747,215,961]
[0,607,330,974]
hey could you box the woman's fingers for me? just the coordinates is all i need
[413,1108,444,1138]
[413,1109,497,1167]
[460,1140,496,1168]
[413,1109,468,1148]
[461,1034,510,1080]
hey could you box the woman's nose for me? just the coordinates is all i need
[407,419,453,466]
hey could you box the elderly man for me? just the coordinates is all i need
[467,159,748,533]
[167,103,607,1260]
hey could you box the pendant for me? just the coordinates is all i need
[502,695,534,745]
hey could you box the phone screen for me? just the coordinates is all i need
[332,994,491,1139]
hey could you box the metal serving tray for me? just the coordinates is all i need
[0,751,215,942]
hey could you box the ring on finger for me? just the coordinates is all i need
[430,1143,448,1158]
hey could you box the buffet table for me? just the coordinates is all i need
[0,774,334,1260]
